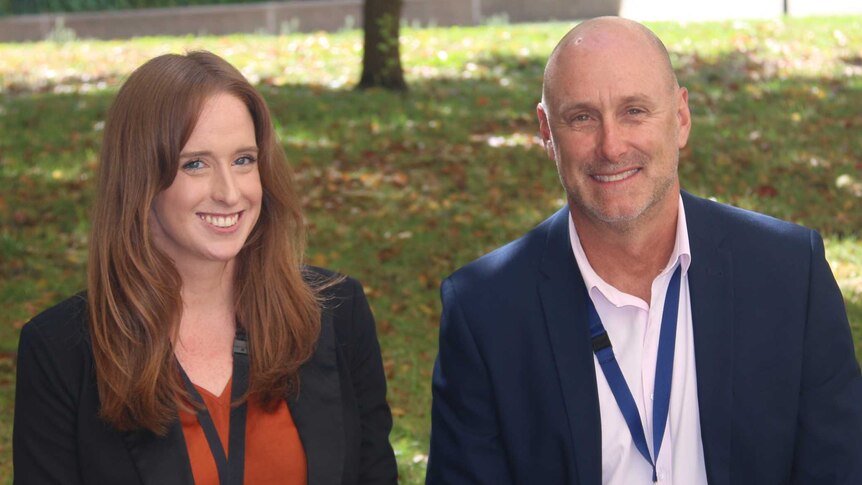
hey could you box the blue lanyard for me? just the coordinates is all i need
[587,265,682,483]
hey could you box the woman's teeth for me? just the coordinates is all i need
[200,213,239,227]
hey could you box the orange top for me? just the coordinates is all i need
[179,378,307,485]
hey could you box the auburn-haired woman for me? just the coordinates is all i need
[14,51,397,485]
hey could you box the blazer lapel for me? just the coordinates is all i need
[288,307,345,485]
[120,310,345,485]
[682,192,734,485]
[538,207,603,485]
[121,420,194,485]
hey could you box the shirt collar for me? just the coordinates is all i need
[568,194,692,305]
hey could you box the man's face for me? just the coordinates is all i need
[537,27,691,230]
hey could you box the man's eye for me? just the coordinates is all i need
[182,159,204,170]
[573,114,591,122]
[235,155,257,166]
[627,108,645,115]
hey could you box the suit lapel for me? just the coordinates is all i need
[121,420,194,485]
[538,207,603,485]
[288,307,345,485]
[682,192,734,485]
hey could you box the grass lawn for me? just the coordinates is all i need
[2,15,861,484]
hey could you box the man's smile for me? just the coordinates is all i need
[590,167,641,183]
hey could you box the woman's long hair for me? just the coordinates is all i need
[88,51,320,434]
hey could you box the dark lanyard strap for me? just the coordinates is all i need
[179,333,250,485]
[588,265,682,483]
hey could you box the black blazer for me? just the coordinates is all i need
[13,269,398,485]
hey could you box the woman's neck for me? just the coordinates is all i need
[173,259,238,395]
[175,259,236,317]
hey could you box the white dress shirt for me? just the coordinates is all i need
[568,196,709,485]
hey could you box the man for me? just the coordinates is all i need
[427,17,862,485]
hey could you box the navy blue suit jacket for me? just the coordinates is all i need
[427,192,862,484]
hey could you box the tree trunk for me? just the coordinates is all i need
[357,0,407,91]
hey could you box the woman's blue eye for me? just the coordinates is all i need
[182,159,204,170]
[235,155,257,166]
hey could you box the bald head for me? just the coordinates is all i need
[542,17,678,105]
[534,16,691,231]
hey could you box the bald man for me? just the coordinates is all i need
[427,17,862,485]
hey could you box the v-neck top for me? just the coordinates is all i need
[179,377,307,484]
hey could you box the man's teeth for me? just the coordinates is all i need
[200,213,239,228]
[593,168,639,182]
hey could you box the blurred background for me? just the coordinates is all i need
[1,1,861,483]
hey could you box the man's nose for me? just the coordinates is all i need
[598,120,626,162]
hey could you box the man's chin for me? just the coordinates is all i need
[591,211,644,232]
[570,198,645,227]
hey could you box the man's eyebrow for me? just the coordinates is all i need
[557,94,657,112]
[557,101,595,113]
[619,94,656,105]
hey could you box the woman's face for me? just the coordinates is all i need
[150,93,262,269]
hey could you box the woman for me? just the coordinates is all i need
[13,51,397,485]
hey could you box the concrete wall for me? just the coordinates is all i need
[788,0,862,17]
[479,0,620,22]
[0,0,479,43]
[620,0,784,22]
[620,0,862,21]
[2,0,861,43]
[481,0,862,23]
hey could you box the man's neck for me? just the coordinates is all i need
[571,196,679,302]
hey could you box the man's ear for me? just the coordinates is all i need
[676,87,692,149]
[536,102,555,161]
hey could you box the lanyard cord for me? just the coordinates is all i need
[588,265,682,483]
[179,333,250,485]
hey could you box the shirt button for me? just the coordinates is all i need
[650,393,654,401]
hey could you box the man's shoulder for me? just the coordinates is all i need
[684,191,813,242]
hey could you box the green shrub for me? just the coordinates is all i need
[2,0,270,16]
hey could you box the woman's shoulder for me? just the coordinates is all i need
[303,266,374,344]
[16,292,93,392]
[20,292,90,348]
[303,265,364,302]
